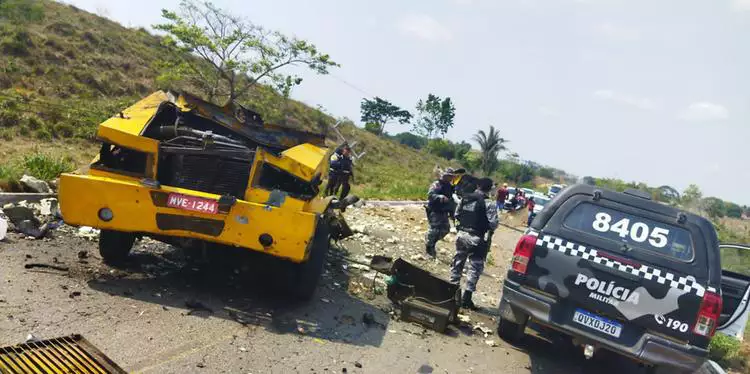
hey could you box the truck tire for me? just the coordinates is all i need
[497,316,527,343]
[99,230,136,266]
[289,220,331,301]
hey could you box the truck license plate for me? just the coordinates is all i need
[573,309,622,338]
[167,193,218,214]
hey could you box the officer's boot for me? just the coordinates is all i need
[461,290,477,310]
[425,244,436,258]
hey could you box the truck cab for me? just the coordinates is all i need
[58,91,348,300]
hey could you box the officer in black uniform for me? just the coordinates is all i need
[424,168,456,258]
[325,145,353,199]
[450,177,499,309]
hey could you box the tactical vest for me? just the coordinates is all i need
[456,191,490,235]
[428,181,454,213]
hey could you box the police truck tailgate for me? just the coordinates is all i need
[517,197,717,347]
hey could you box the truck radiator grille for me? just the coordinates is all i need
[158,154,251,198]
[0,334,126,373]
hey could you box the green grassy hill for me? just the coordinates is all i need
[0,0,451,199]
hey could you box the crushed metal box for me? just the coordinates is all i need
[401,297,452,333]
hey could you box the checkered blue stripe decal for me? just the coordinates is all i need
[532,232,712,297]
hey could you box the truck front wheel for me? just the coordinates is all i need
[99,230,136,266]
[289,220,331,301]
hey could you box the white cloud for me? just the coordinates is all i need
[679,102,729,122]
[731,0,750,11]
[592,89,656,110]
[397,14,453,42]
[596,22,640,42]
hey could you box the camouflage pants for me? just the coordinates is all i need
[425,215,450,254]
[449,231,489,292]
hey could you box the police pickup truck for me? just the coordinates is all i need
[498,184,750,373]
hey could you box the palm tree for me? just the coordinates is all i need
[472,126,507,175]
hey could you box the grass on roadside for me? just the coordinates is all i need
[0,149,75,190]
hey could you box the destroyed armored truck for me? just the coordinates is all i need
[58,91,350,300]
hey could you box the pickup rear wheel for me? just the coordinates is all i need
[99,230,136,266]
[288,220,331,301]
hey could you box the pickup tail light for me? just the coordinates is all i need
[511,235,537,274]
[693,291,722,337]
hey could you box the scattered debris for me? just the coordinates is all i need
[39,198,59,217]
[0,216,6,241]
[457,314,471,323]
[77,250,89,260]
[25,334,39,343]
[354,362,362,369]
[69,291,81,298]
[24,263,69,272]
[77,226,100,240]
[196,362,206,369]
[20,175,51,194]
[484,340,498,347]
[473,323,493,337]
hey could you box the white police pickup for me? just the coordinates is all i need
[497,185,750,373]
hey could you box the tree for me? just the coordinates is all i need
[426,139,455,160]
[154,1,337,104]
[413,94,455,139]
[657,185,681,204]
[703,197,726,218]
[499,161,534,185]
[538,167,555,179]
[725,202,743,218]
[360,97,412,136]
[471,126,507,175]
[682,184,703,206]
[391,132,427,149]
[581,176,596,186]
[460,150,483,173]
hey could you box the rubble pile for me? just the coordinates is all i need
[1,197,63,239]
[339,203,509,309]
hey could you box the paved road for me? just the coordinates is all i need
[0,210,654,374]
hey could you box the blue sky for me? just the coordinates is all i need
[65,0,750,205]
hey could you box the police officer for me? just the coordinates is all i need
[450,177,499,309]
[325,145,354,199]
[425,168,455,258]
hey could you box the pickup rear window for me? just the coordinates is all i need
[563,203,694,261]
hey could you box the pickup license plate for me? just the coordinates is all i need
[167,193,218,214]
[573,309,622,338]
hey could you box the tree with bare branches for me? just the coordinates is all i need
[154,1,338,104]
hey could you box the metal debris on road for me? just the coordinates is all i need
[24,263,69,272]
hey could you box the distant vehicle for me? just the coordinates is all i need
[498,184,750,373]
[521,188,536,197]
[548,184,564,197]
[531,194,550,215]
